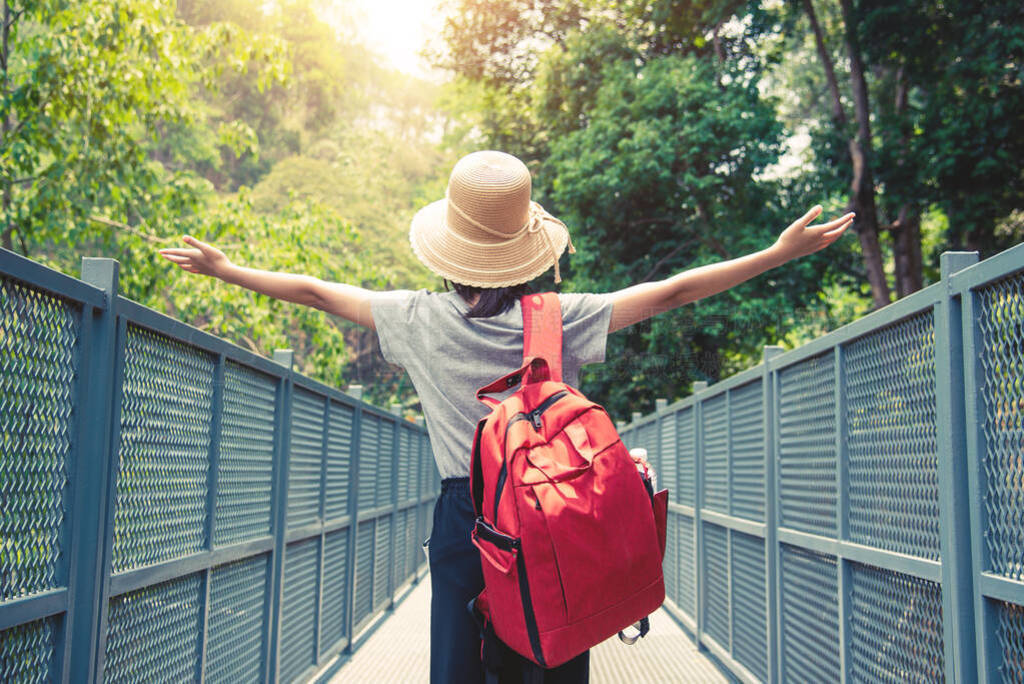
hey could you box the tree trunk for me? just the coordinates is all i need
[712,21,724,64]
[839,0,891,309]
[804,0,890,308]
[890,69,924,297]
[908,215,922,292]
[892,211,923,297]
[803,0,846,127]
[846,138,889,308]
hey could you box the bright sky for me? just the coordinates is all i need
[340,0,446,79]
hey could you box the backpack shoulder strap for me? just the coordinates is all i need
[521,292,562,383]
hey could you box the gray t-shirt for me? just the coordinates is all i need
[371,289,614,479]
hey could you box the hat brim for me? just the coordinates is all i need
[409,199,571,288]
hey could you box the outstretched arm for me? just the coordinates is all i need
[606,206,854,333]
[159,236,379,329]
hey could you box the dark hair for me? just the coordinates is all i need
[444,280,533,318]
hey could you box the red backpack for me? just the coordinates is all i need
[468,292,668,672]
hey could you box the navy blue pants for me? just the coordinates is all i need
[429,478,590,683]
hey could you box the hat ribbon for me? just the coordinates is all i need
[445,192,577,283]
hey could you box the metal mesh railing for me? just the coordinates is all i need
[0,616,57,683]
[778,351,837,537]
[622,244,1024,682]
[729,380,764,523]
[104,573,204,682]
[216,361,276,545]
[114,324,215,573]
[995,601,1024,681]
[5,241,1023,682]
[0,249,440,684]
[847,561,944,682]
[206,553,270,683]
[731,530,767,681]
[973,268,1024,682]
[846,311,940,561]
[977,274,1024,583]
[779,543,839,682]
[279,539,320,683]
[0,277,79,604]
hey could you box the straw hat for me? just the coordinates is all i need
[409,150,575,288]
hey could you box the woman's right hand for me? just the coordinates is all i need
[159,236,232,278]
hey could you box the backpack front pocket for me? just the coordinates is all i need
[472,517,518,575]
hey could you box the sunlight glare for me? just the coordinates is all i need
[340,0,444,79]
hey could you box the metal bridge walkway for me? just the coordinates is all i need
[314,571,728,683]
[7,246,1024,683]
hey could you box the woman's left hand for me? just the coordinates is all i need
[771,206,855,261]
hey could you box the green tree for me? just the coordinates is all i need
[782,0,1024,305]
[857,0,1024,257]
[434,0,586,88]
[155,193,381,387]
[169,0,452,408]
[0,0,284,253]
[0,0,392,404]
[433,0,852,416]
[543,53,839,416]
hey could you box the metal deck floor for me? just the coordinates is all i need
[318,573,728,683]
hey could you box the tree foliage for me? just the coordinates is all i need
[0,0,286,251]
[770,0,1024,306]
[433,1,849,415]
[1,0,444,410]
[158,193,378,386]
[542,51,840,416]
[2,0,1021,419]
[433,0,1023,417]
[857,0,1024,254]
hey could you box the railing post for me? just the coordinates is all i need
[388,404,402,607]
[414,416,427,581]
[65,258,119,683]
[342,393,363,651]
[266,349,294,683]
[655,398,667,484]
[834,344,850,684]
[724,388,734,657]
[315,395,330,664]
[936,251,979,683]
[762,345,783,684]
[693,380,708,651]
[653,398,669,615]
[197,352,225,682]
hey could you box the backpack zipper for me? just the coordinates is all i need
[473,517,519,551]
[526,390,569,430]
[477,518,545,666]
[491,391,569,522]
[493,414,527,522]
[517,548,547,667]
